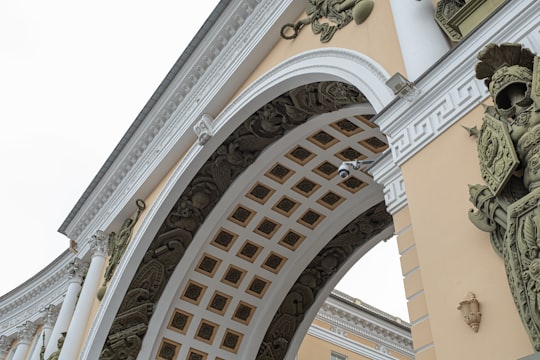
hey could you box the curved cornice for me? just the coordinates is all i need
[318,298,414,357]
[0,251,74,338]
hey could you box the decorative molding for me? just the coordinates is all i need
[318,301,413,357]
[308,326,403,360]
[376,0,540,167]
[369,152,407,215]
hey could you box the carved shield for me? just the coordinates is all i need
[477,112,519,196]
[505,189,540,350]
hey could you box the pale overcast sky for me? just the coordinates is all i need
[0,0,408,321]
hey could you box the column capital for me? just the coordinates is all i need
[17,321,37,345]
[89,230,108,257]
[66,258,85,283]
[0,335,12,355]
[41,304,60,328]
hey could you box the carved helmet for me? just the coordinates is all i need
[475,43,535,116]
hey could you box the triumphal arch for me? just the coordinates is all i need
[1,1,540,359]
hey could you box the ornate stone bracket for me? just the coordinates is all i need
[457,292,481,332]
[193,114,214,145]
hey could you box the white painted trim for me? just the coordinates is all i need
[370,151,407,215]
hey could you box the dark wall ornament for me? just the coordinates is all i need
[99,82,368,358]
[280,0,374,43]
[468,43,540,349]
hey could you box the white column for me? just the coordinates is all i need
[12,322,36,360]
[58,231,108,360]
[43,260,84,358]
[31,305,59,360]
[0,336,13,360]
[389,0,451,80]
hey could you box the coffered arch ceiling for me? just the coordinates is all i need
[98,81,393,360]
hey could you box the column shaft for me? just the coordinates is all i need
[389,0,450,80]
[44,268,82,358]
[58,232,107,360]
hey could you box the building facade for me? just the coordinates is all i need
[1,0,540,359]
[298,290,413,360]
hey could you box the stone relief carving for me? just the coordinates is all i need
[99,81,367,358]
[468,43,540,349]
[256,202,391,360]
[280,0,374,43]
[434,0,466,42]
[41,332,66,360]
[97,200,146,301]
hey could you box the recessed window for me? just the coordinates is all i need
[331,352,347,360]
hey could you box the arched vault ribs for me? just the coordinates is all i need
[257,202,392,360]
[99,81,368,359]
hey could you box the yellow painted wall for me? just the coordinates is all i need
[400,103,535,359]
[298,333,371,360]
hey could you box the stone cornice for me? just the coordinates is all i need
[308,326,400,360]
[317,298,414,358]
[0,251,74,338]
[59,0,305,248]
[375,0,539,168]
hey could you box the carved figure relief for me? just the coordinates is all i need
[468,43,540,349]
[99,82,368,358]
[280,0,374,43]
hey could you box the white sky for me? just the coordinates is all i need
[0,1,408,321]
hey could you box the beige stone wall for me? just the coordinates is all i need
[399,103,535,359]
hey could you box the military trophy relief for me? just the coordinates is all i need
[467,43,540,350]
[280,0,374,43]
[97,199,146,301]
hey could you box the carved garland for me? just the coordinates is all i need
[99,81,368,358]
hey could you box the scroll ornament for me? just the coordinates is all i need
[468,43,540,349]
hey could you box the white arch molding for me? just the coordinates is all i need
[81,48,395,359]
